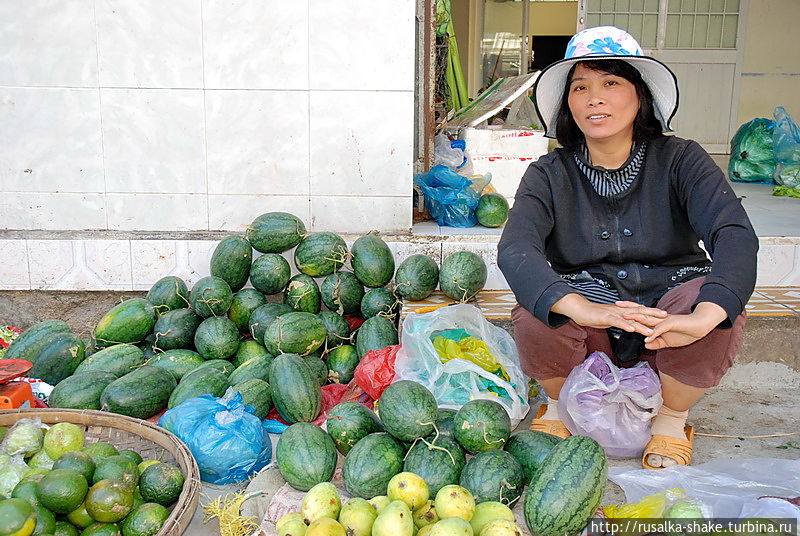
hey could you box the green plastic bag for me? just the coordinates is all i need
[728,118,775,183]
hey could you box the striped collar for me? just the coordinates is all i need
[574,142,648,197]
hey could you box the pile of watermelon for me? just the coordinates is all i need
[5,211,489,424]
[276,380,609,536]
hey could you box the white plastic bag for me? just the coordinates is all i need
[394,304,530,427]
[558,352,662,458]
[434,133,466,169]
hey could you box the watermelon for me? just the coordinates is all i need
[227,354,274,385]
[49,372,118,410]
[27,332,85,385]
[248,303,292,342]
[146,276,190,313]
[168,370,229,409]
[394,254,439,301]
[232,379,272,419]
[523,436,607,536]
[350,235,395,288]
[343,433,405,499]
[228,289,267,333]
[194,316,240,360]
[73,344,146,378]
[4,320,71,361]
[232,340,272,368]
[94,298,157,347]
[245,212,307,253]
[250,254,291,295]
[100,366,177,419]
[435,408,457,437]
[189,276,233,318]
[475,193,510,228]
[284,274,322,313]
[301,354,328,387]
[294,232,348,277]
[146,349,205,381]
[503,431,561,485]
[403,434,466,498]
[189,359,235,378]
[269,354,322,423]
[138,333,159,360]
[326,345,359,384]
[152,308,202,350]
[360,288,399,319]
[453,399,511,453]
[210,235,253,292]
[377,381,438,441]
[326,402,383,455]
[439,251,487,302]
[317,311,351,350]
[459,450,524,506]
[355,316,398,359]
[320,271,365,316]
[276,423,337,491]
[263,312,327,356]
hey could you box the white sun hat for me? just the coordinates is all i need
[533,26,679,139]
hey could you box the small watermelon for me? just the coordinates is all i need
[326,345,359,384]
[475,193,510,228]
[394,254,439,301]
[355,316,398,359]
[503,431,561,485]
[194,316,240,360]
[459,450,523,505]
[350,235,395,288]
[146,276,190,313]
[264,312,327,356]
[189,276,234,318]
[321,271,365,316]
[245,212,307,253]
[228,289,267,333]
[378,380,438,441]
[317,311,351,350]
[360,288,399,319]
[343,433,405,499]
[439,251,487,302]
[453,399,510,453]
[276,423,337,491]
[284,274,322,314]
[404,434,466,498]
[249,303,292,342]
[250,254,292,295]
[210,235,253,292]
[294,232,349,277]
[326,402,384,455]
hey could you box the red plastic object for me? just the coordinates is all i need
[0,359,33,384]
[0,381,36,409]
[354,345,399,400]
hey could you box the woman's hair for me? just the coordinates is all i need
[554,59,663,149]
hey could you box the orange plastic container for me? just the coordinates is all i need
[0,381,36,409]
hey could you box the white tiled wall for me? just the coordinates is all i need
[0,0,415,234]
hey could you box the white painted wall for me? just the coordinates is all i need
[0,0,416,234]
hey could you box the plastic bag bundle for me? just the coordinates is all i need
[728,118,775,183]
[159,388,272,484]
[414,165,490,227]
[603,488,712,519]
[0,418,44,457]
[772,106,800,189]
[394,304,530,427]
[434,133,467,169]
[0,454,29,499]
[557,352,662,458]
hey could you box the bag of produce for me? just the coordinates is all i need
[0,418,44,457]
[772,106,800,190]
[728,117,775,183]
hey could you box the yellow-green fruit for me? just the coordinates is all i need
[469,502,515,535]
[372,500,414,536]
[418,525,434,536]
[277,519,308,536]
[478,519,522,536]
[434,486,475,521]
[430,517,474,536]
[43,423,85,460]
[338,498,377,536]
[137,460,160,474]
[276,512,306,535]
[301,482,341,525]
[413,501,439,529]
[368,496,391,515]
[387,472,429,511]
[66,501,94,529]
[305,517,346,536]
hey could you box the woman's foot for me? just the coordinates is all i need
[644,406,690,468]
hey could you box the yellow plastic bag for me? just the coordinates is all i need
[432,336,509,381]
[603,489,686,519]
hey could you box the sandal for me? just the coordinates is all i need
[641,425,695,469]
[529,404,572,439]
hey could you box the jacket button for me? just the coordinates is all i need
[617,270,628,279]
[623,228,633,236]
[600,231,610,240]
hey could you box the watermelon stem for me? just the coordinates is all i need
[152,303,172,315]
[152,329,173,352]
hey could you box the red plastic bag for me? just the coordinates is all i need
[355,345,399,400]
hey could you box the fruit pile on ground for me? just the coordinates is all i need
[7,211,489,423]
[0,421,185,536]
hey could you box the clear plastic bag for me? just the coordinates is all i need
[0,454,29,499]
[609,458,800,521]
[394,304,530,427]
[773,106,800,189]
[557,352,662,458]
[728,118,776,183]
[159,388,272,485]
[413,165,490,227]
[435,133,467,169]
[0,418,44,457]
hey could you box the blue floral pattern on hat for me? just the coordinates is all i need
[565,26,643,59]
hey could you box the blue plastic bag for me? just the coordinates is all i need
[772,106,800,189]
[159,388,272,484]
[414,165,489,227]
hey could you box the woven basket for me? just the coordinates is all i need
[0,408,200,536]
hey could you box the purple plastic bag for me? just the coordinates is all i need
[557,351,662,458]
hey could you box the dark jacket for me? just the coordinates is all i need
[497,135,758,328]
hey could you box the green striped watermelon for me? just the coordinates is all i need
[360,288,399,319]
[394,254,439,301]
[248,303,292,343]
[320,271,365,316]
[435,408,458,437]
[439,251,487,302]
[232,340,272,368]
[49,371,118,410]
[343,433,405,499]
[4,320,71,361]
[146,349,205,381]
[475,193,510,228]
[73,344,146,378]
[94,298,157,347]
[355,316,398,359]
[503,431,561,485]
[152,308,202,350]
[284,274,322,314]
[301,354,328,387]
[276,422,337,491]
[193,316,240,360]
[228,289,267,333]
[189,359,235,378]
[100,365,177,419]
[168,369,229,409]
[27,332,85,384]
[294,232,348,277]
[245,212,307,254]
[146,276,190,313]
[459,450,524,506]
[250,254,292,295]
[189,276,234,318]
[269,354,322,423]
[210,235,253,292]
[378,380,438,441]
[317,311,351,350]
[403,434,466,498]
[326,402,383,455]
[325,345,359,384]
[233,378,272,419]
[523,436,607,536]
[453,399,511,453]
[228,354,274,385]
[263,312,327,356]
[350,235,395,288]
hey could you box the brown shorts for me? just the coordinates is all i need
[511,277,746,388]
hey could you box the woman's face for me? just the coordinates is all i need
[567,63,639,146]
